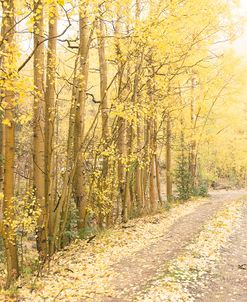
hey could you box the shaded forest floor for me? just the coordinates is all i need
[1,190,247,302]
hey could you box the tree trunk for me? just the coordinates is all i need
[3,94,19,287]
[134,0,144,214]
[190,76,197,191]
[51,63,78,252]
[143,119,151,212]
[149,120,158,211]
[0,0,19,286]
[97,11,109,146]
[33,0,47,259]
[45,1,57,255]
[155,154,162,202]
[73,6,90,230]
[96,9,111,226]
[147,69,158,211]
[117,117,126,220]
[0,123,3,222]
[166,114,173,202]
[114,16,127,222]
[123,123,133,221]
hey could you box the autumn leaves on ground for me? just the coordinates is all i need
[2,190,247,301]
[0,0,247,301]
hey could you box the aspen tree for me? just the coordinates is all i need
[0,11,4,197]
[96,5,110,226]
[97,6,109,151]
[45,0,57,255]
[166,113,173,202]
[155,152,162,202]
[33,0,47,258]
[73,1,90,230]
[50,64,78,252]
[114,15,127,222]
[0,1,5,219]
[189,76,197,191]
[134,0,144,213]
[149,119,158,210]
[143,120,151,211]
[0,0,19,286]
[123,122,132,220]
[122,12,138,220]
[49,45,91,251]
[147,59,158,210]
[165,78,173,202]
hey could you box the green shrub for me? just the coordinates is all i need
[175,155,193,201]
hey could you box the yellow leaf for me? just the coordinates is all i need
[2,118,11,127]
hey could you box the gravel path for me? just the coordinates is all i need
[4,190,246,302]
[198,199,247,302]
[104,190,247,301]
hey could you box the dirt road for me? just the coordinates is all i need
[5,190,247,302]
[198,197,247,302]
[105,190,246,301]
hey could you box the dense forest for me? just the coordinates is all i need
[0,0,246,295]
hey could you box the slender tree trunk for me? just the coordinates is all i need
[0,123,3,221]
[143,119,150,212]
[166,114,172,202]
[135,124,143,212]
[96,9,111,226]
[0,5,5,225]
[147,66,158,211]
[155,155,162,202]
[123,123,132,221]
[114,16,127,221]
[134,0,144,214]
[51,62,78,253]
[3,94,19,287]
[117,117,126,220]
[153,121,161,203]
[45,1,57,255]
[33,0,47,259]
[149,120,158,210]
[179,82,186,198]
[190,76,197,191]
[97,11,109,147]
[73,6,90,230]
[0,0,19,286]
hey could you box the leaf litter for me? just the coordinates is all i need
[135,199,245,302]
[0,192,246,302]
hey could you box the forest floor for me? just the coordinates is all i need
[1,190,247,302]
